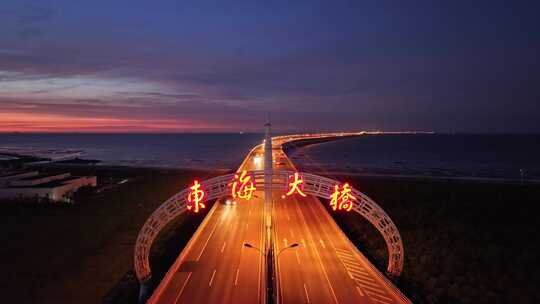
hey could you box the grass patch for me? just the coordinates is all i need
[0,166,220,303]
[327,177,540,303]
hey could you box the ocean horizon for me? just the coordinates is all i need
[1,133,540,179]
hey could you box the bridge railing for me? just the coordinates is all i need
[134,169,404,285]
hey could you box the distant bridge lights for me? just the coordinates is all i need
[285,172,307,198]
[330,183,356,212]
[187,180,206,213]
[232,170,256,200]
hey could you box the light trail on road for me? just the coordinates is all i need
[149,134,410,304]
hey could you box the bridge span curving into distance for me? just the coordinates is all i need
[134,130,411,304]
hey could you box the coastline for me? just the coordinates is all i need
[282,141,540,303]
[1,162,538,303]
[2,136,538,303]
[306,171,539,184]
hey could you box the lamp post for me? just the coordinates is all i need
[244,242,299,258]
[276,243,299,258]
[263,121,275,304]
[243,242,263,254]
[246,242,299,304]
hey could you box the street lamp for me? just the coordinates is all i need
[277,243,299,258]
[244,242,299,258]
[243,242,263,254]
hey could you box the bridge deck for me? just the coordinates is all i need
[149,136,409,304]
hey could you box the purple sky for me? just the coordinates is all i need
[0,0,539,133]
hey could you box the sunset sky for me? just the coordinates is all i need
[0,1,538,133]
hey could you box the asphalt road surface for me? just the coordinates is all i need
[149,138,409,304]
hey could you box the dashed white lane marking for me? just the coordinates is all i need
[246,223,249,230]
[283,238,288,247]
[174,272,192,303]
[295,250,301,264]
[319,239,326,249]
[303,283,311,303]
[196,220,219,261]
[234,268,240,286]
[291,229,295,238]
[301,238,307,248]
[208,269,217,287]
[221,242,227,253]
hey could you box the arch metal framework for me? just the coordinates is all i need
[134,170,404,283]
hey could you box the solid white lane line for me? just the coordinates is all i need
[356,286,365,297]
[173,272,192,304]
[209,269,217,287]
[295,197,339,304]
[311,243,340,304]
[234,268,240,286]
[303,283,311,303]
[310,194,404,303]
[196,220,219,261]
[221,242,227,253]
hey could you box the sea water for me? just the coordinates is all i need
[1,133,539,178]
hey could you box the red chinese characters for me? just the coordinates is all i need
[286,172,307,197]
[329,183,356,211]
[187,180,206,213]
[232,170,256,200]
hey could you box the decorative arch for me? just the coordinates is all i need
[134,170,404,282]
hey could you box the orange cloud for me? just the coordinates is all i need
[0,112,222,133]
